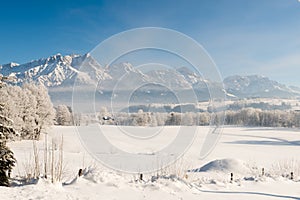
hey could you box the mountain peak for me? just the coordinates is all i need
[46,53,69,63]
[1,62,20,68]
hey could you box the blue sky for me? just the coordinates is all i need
[1,0,300,85]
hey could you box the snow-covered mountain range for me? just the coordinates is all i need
[1,53,300,100]
[224,75,300,98]
[0,54,110,87]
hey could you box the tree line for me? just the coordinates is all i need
[92,107,300,128]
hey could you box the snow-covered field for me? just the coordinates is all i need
[1,126,300,200]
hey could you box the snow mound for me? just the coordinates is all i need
[189,159,250,174]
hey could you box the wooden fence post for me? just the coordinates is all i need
[78,169,83,177]
[139,173,143,181]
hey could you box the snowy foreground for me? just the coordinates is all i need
[1,126,300,200]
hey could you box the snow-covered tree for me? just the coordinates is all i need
[0,83,55,139]
[182,112,194,126]
[0,75,16,186]
[23,83,55,139]
[165,112,181,126]
[73,113,82,126]
[155,112,168,126]
[149,112,158,126]
[56,104,72,125]
[0,144,15,186]
[20,87,39,138]
[131,109,152,126]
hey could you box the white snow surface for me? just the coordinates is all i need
[1,126,300,200]
[189,158,250,173]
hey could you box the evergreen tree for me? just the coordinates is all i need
[0,75,16,186]
[0,142,15,186]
